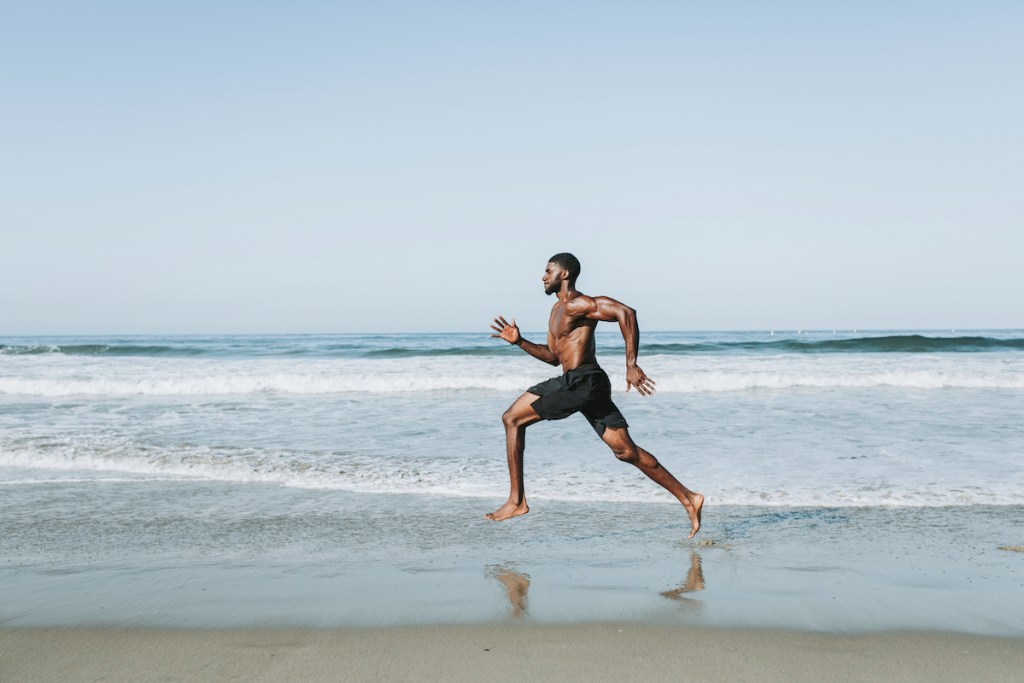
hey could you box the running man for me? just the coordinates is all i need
[487,253,704,538]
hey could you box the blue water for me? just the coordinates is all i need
[3,329,1024,358]
[2,330,1023,503]
[2,330,1023,631]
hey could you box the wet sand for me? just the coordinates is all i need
[4,489,1024,680]
[3,624,1022,682]
[5,495,1023,634]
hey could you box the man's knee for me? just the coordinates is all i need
[606,438,640,463]
[605,435,657,467]
[503,405,535,429]
[612,444,640,463]
[504,393,541,429]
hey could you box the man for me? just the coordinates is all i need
[487,252,704,539]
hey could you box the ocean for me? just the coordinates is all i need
[2,330,1023,632]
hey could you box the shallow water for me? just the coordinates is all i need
[2,331,1023,632]
[2,479,1022,634]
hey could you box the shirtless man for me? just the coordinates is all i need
[487,253,704,539]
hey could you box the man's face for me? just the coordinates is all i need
[542,262,563,295]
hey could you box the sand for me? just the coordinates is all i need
[3,624,1022,682]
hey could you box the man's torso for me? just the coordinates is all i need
[548,296,598,371]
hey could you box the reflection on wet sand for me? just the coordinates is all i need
[486,553,704,618]
[486,565,531,617]
[660,551,705,607]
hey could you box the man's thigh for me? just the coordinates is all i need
[599,425,636,451]
[504,392,543,427]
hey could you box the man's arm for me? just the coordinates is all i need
[571,296,657,396]
[490,315,559,366]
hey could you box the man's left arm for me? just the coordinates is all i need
[576,296,657,396]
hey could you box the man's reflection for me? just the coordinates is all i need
[660,551,705,605]
[486,552,705,617]
[486,564,531,617]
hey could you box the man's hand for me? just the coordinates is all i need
[626,365,656,397]
[490,315,522,345]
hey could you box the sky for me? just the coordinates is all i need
[2,1,1021,334]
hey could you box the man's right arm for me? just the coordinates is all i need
[490,316,559,366]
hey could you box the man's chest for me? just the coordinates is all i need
[548,306,589,339]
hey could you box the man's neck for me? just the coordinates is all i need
[556,285,578,303]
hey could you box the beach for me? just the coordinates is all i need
[5,625,1024,682]
[8,0,1023,674]
[2,331,1023,679]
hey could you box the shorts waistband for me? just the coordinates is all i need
[564,364,602,375]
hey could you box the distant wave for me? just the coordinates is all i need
[364,347,509,358]
[4,334,1023,359]
[0,344,208,357]
[0,343,514,359]
[644,335,1024,355]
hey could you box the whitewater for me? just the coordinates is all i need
[2,330,1023,507]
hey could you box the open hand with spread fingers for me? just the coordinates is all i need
[626,365,657,397]
[490,316,521,345]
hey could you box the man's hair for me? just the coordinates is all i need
[549,252,581,282]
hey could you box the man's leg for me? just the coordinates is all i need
[486,392,543,521]
[601,426,704,539]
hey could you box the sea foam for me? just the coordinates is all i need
[2,353,1022,396]
[2,439,1021,507]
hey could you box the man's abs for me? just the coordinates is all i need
[552,327,597,371]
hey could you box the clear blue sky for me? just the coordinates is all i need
[3,1,1021,334]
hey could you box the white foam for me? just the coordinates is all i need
[2,353,1022,397]
[4,340,1021,510]
[2,442,1021,507]
[654,369,1024,392]
[0,373,534,396]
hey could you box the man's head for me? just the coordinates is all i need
[544,252,581,295]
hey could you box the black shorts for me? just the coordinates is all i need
[528,364,629,436]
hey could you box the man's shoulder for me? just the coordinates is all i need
[564,292,598,315]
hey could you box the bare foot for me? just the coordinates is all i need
[685,492,704,539]
[485,500,529,521]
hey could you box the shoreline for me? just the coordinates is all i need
[3,624,1023,682]
[4,489,1023,635]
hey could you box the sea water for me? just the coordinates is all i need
[2,330,1023,631]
